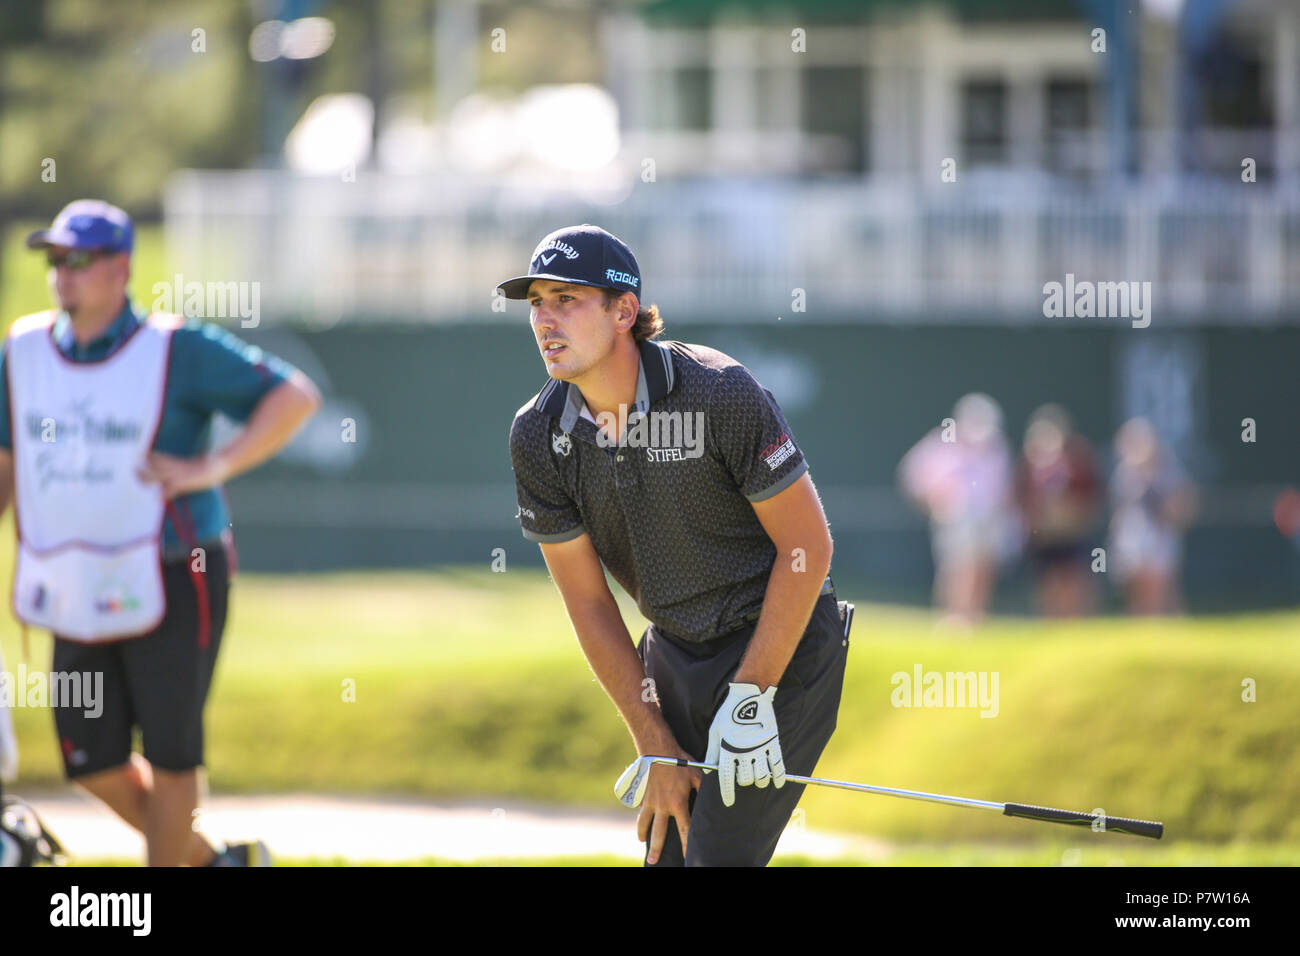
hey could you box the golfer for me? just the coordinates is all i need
[504,224,852,866]
[0,200,321,866]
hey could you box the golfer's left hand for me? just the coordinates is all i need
[705,682,785,808]
[137,452,229,500]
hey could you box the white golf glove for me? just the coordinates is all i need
[705,682,785,808]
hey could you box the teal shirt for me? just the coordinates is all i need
[1,299,294,559]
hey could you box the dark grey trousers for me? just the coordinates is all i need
[635,592,853,866]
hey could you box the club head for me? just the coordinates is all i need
[614,756,655,809]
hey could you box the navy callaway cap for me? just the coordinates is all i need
[497,224,641,301]
[26,199,134,253]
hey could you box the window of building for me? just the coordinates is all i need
[961,79,1008,166]
[1045,77,1092,175]
[676,66,712,130]
[801,65,867,175]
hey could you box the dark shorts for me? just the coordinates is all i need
[636,591,853,866]
[50,542,230,779]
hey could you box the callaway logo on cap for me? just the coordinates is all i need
[497,224,642,301]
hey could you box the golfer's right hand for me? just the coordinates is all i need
[636,750,702,865]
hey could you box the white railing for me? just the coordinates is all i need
[163,168,1300,325]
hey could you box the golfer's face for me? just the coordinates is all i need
[528,281,615,381]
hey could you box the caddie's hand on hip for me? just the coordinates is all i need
[137,451,229,500]
[637,744,701,864]
[706,682,785,807]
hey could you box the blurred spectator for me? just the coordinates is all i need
[898,393,1018,627]
[1108,418,1199,615]
[1014,404,1102,618]
[1274,487,1300,546]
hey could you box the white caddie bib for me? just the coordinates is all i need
[7,311,178,643]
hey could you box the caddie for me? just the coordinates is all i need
[0,199,321,866]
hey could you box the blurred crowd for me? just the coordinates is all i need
[898,395,1199,626]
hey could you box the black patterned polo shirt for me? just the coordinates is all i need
[509,337,829,643]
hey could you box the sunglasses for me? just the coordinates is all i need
[46,248,112,270]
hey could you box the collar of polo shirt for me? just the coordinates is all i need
[52,297,141,361]
[533,338,677,435]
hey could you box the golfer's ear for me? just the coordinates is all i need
[615,293,638,330]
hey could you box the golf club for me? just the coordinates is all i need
[614,756,1164,839]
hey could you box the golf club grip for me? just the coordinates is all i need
[1002,802,1164,840]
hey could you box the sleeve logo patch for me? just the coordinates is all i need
[761,433,796,470]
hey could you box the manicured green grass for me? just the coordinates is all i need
[3,556,1297,855]
[66,840,1300,867]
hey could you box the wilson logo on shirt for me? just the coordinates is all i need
[761,433,796,471]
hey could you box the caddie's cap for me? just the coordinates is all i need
[26,199,134,253]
